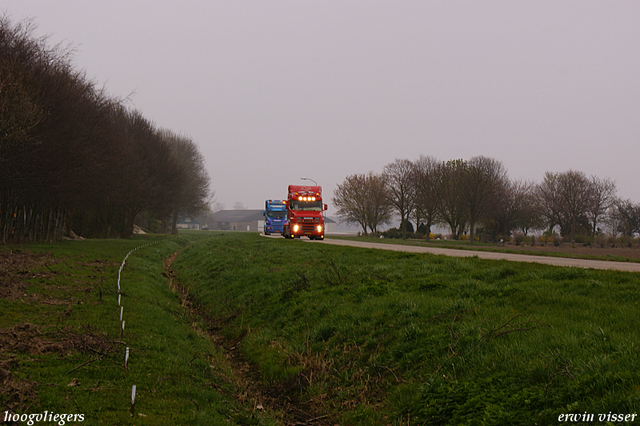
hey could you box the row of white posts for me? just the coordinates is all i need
[116,240,167,417]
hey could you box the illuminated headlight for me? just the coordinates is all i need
[317,225,323,233]
[311,197,316,201]
[293,224,300,232]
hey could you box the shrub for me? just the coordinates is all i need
[574,234,593,245]
[419,233,438,240]
[381,227,417,239]
[381,228,401,239]
[619,235,632,248]
[382,222,415,239]
[514,233,525,246]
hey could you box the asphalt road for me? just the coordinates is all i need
[294,237,640,273]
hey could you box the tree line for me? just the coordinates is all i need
[332,155,640,243]
[1,16,211,243]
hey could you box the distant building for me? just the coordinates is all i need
[176,215,201,230]
[210,210,264,231]
[210,209,337,234]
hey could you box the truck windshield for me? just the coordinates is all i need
[290,200,323,211]
[266,211,286,219]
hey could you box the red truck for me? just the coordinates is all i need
[282,185,328,240]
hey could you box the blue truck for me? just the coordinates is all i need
[263,200,287,235]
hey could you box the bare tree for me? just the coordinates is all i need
[460,156,509,243]
[0,15,211,242]
[490,179,542,239]
[586,176,617,236]
[535,172,562,235]
[411,155,443,240]
[364,172,393,234]
[332,172,392,235]
[615,199,640,237]
[556,170,593,244]
[161,130,211,233]
[512,180,544,235]
[383,159,415,240]
[438,159,467,239]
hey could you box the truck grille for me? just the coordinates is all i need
[302,224,316,232]
[300,217,319,232]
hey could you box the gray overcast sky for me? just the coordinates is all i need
[4,1,640,210]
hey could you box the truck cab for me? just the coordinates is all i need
[263,200,286,235]
[282,185,328,240]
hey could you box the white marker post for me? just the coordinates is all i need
[120,306,123,322]
[125,347,130,370]
[121,320,125,338]
[130,385,136,417]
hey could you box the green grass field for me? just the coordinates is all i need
[2,231,640,425]
[1,233,278,425]
[171,232,640,425]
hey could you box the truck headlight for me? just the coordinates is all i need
[293,224,300,232]
[317,225,323,233]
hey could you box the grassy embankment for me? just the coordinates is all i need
[0,233,278,425]
[171,232,640,425]
[3,231,640,425]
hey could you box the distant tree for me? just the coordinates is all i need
[112,109,180,237]
[460,156,508,243]
[511,180,545,235]
[558,170,594,243]
[586,176,617,236]
[364,172,393,234]
[489,179,542,239]
[160,130,211,233]
[411,155,443,240]
[602,204,623,237]
[383,159,415,240]
[333,174,368,234]
[0,15,211,242]
[438,159,467,239]
[615,199,640,236]
[536,172,562,234]
[332,172,392,235]
[538,170,594,243]
[193,194,218,228]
